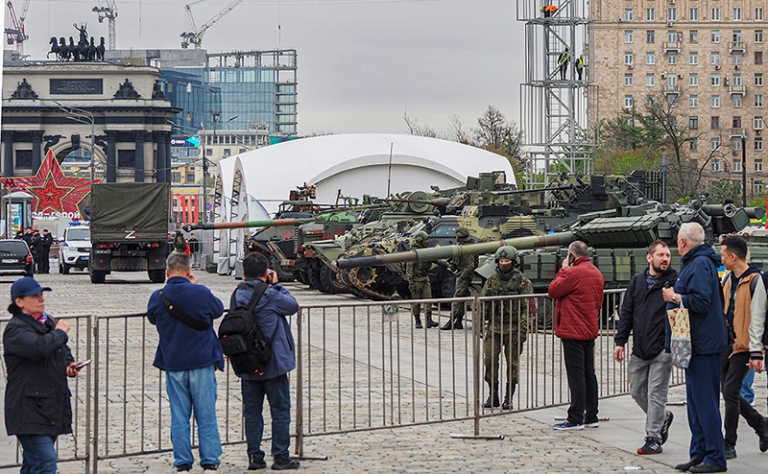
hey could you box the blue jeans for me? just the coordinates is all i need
[166,365,222,468]
[741,368,755,403]
[242,374,292,460]
[17,435,57,474]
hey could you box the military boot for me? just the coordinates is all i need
[441,316,464,330]
[502,386,515,410]
[483,385,500,408]
[425,314,439,328]
[414,316,423,329]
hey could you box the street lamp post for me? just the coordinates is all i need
[203,115,237,224]
[742,134,747,207]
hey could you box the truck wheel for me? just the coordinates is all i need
[62,262,71,275]
[90,270,106,284]
[148,269,166,283]
[320,266,347,294]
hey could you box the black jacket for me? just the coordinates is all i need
[616,267,679,360]
[3,313,74,436]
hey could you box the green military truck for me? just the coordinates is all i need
[89,183,170,284]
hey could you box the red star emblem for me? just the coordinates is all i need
[1,149,100,216]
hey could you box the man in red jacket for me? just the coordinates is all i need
[548,240,605,430]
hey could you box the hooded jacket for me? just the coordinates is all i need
[665,244,728,356]
[616,267,679,360]
[548,256,605,341]
[3,313,74,436]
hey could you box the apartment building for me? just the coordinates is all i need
[591,0,768,197]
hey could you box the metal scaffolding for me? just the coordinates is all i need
[517,0,598,188]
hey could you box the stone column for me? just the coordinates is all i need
[106,131,117,183]
[134,131,146,182]
[156,132,167,183]
[31,131,43,173]
[165,134,172,183]
[2,131,14,177]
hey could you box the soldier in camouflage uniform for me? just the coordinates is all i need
[442,227,478,330]
[406,232,438,329]
[481,245,533,410]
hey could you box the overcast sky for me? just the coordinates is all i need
[10,0,525,136]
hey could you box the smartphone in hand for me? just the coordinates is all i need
[75,359,92,369]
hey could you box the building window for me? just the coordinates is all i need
[171,172,181,183]
[733,8,742,21]
[757,94,764,107]
[757,30,764,43]
[733,52,743,65]
[624,95,634,108]
[758,9,765,22]
[646,74,656,87]
[186,173,195,183]
[690,30,698,43]
[733,160,742,172]
[689,8,699,21]
[734,30,743,42]
[646,95,656,108]
[646,8,655,21]
[711,74,721,87]
[734,74,742,86]
[624,8,634,22]
[690,52,698,65]
[625,73,634,86]
[647,30,655,43]
[668,30,678,42]
[690,95,699,108]
[756,159,764,171]
[733,95,743,108]
[668,51,677,64]
[689,116,699,129]
[690,138,699,151]
[14,150,31,169]
[711,52,720,65]
[757,139,764,152]
[712,138,721,151]
[668,74,677,86]
[712,158,721,171]
[625,52,634,65]
[206,148,212,156]
[712,116,720,129]
[668,8,676,22]
[712,30,720,43]
[712,95,721,108]
[733,116,742,128]
[646,52,655,65]
[757,74,764,86]
[625,116,635,127]
[117,150,135,168]
[625,30,634,43]
[757,52,764,65]
[690,73,699,86]
[755,116,764,130]
[711,9,721,22]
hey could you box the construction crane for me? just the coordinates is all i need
[180,0,244,49]
[92,0,118,50]
[4,0,30,59]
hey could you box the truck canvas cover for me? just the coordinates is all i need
[91,183,169,238]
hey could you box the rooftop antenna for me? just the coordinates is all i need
[386,143,394,196]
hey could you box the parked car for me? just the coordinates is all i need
[0,239,34,276]
[58,224,91,274]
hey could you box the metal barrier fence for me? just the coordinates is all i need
[0,288,684,472]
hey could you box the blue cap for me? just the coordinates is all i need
[11,278,52,301]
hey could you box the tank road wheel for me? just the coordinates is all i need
[320,266,348,294]
[295,269,309,286]
[90,270,106,284]
[148,269,166,284]
[307,264,325,292]
[270,256,295,283]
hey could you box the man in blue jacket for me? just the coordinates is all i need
[147,252,224,472]
[236,253,300,471]
[662,222,728,473]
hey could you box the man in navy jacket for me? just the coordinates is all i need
[235,253,300,471]
[662,222,728,473]
[147,252,224,472]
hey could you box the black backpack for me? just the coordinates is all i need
[218,282,277,376]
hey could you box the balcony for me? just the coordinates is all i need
[663,41,682,52]
[729,42,746,52]
[729,85,746,95]
[729,128,746,138]
[663,85,681,95]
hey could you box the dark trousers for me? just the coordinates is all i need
[39,248,50,273]
[720,350,766,447]
[242,374,292,461]
[562,339,598,425]
[687,353,726,468]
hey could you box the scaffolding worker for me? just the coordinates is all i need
[575,54,585,81]
[540,3,557,18]
[558,46,571,80]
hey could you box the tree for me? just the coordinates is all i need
[702,178,742,204]
[403,111,437,138]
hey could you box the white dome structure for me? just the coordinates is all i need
[213,133,514,272]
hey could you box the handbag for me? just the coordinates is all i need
[667,300,692,369]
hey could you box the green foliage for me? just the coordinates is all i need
[594,146,659,175]
[701,179,742,204]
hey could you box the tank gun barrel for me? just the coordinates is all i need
[335,232,575,269]
[377,197,452,207]
[493,184,577,195]
[183,218,315,232]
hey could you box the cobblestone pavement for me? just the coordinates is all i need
[0,269,766,473]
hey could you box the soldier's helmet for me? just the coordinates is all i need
[414,231,429,243]
[494,245,519,262]
[455,227,470,239]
